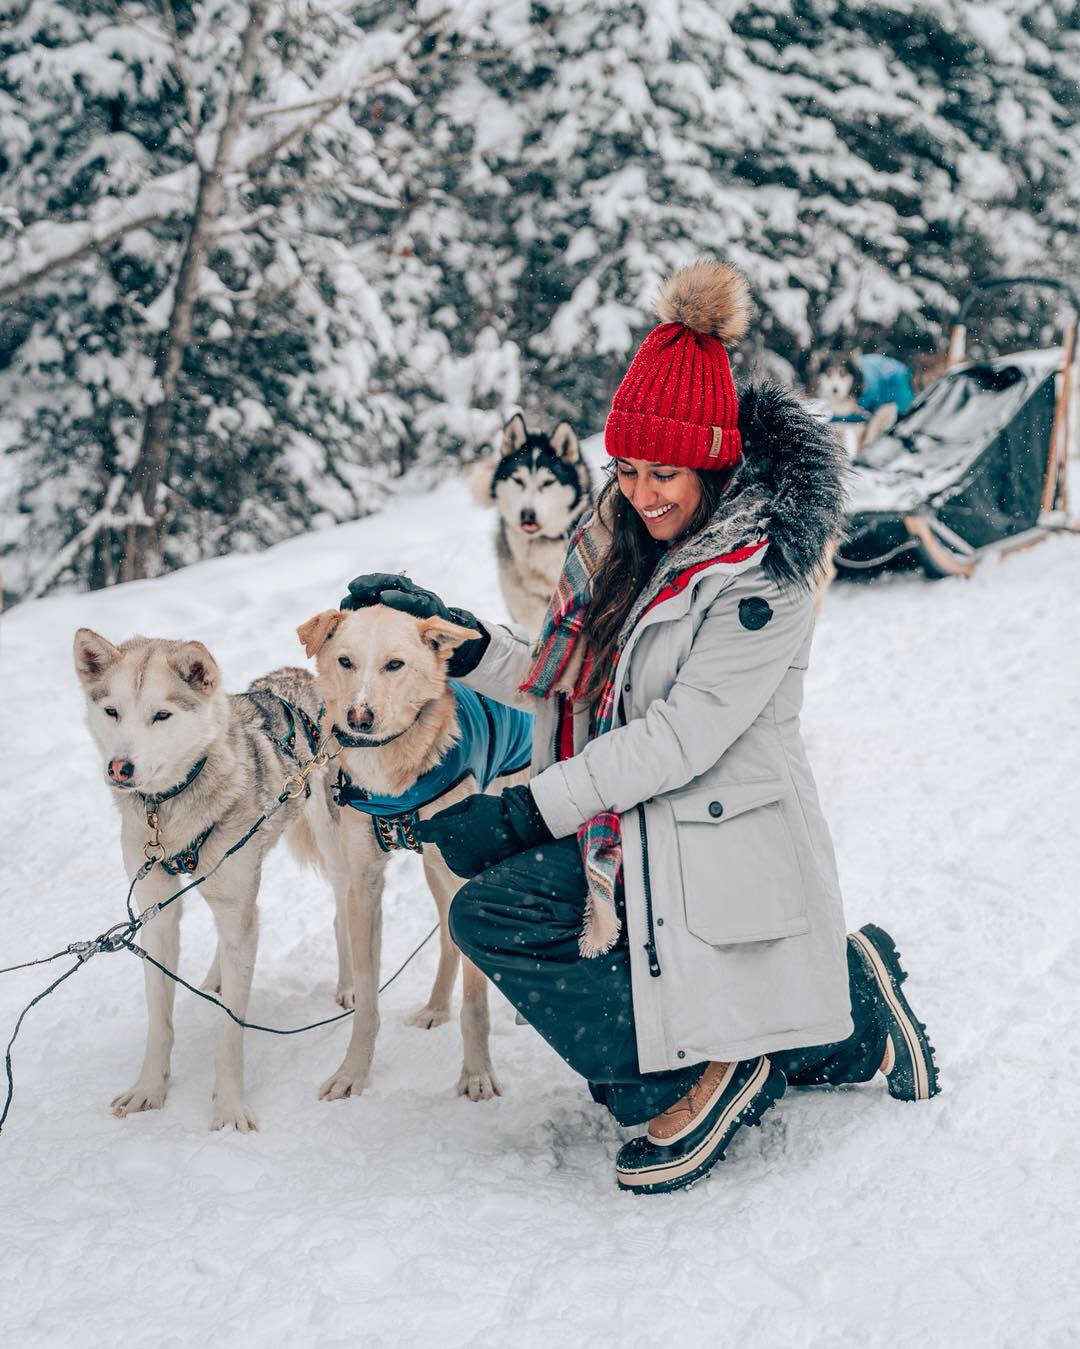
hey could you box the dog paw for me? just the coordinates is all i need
[111,1081,168,1117]
[335,987,356,1010]
[406,1003,451,1030]
[457,1066,502,1102]
[210,1096,259,1133]
[318,1064,369,1101]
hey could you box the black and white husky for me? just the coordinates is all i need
[471,414,594,634]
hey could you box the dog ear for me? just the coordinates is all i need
[73,628,120,683]
[499,413,528,458]
[168,640,219,693]
[419,616,481,659]
[297,609,343,659]
[549,421,580,463]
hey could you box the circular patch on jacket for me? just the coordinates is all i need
[739,597,773,630]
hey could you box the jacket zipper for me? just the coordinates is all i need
[638,806,662,977]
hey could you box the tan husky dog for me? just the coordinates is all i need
[298,605,527,1104]
[74,631,348,1132]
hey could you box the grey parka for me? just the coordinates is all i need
[463,382,855,1073]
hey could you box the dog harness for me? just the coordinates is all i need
[151,694,325,877]
[241,689,325,767]
[335,683,533,853]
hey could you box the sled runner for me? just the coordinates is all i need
[835,276,1077,579]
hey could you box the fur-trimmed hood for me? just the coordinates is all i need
[731,379,848,587]
[598,378,846,637]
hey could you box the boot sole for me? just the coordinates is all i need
[615,1059,786,1195]
[850,924,940,1102]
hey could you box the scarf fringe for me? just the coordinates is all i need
[578,895,622,958]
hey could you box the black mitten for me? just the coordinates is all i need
[340,573,491,676]
[415,786,553,878]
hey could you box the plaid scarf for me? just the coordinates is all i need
[520,505,768,957]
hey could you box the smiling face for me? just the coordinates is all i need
[73,630,223,794]
[613,457,704,542]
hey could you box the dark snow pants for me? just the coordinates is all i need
[449,837,888,1127]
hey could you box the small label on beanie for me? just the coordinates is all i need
[709,426,724,457]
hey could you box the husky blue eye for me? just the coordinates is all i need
[338,655,353,669]
[153,710,172,722]
[104,706,119,719]
[384,659,404,672]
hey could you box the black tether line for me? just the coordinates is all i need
[0,748,441,1136]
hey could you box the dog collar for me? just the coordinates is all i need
[331,700,432,750]
[334,686,532,836]
[332,723,410,749]
[138,757,208,812]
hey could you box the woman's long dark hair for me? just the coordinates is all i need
[581,466,733,704]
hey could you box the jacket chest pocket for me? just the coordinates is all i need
[669,780,810,946]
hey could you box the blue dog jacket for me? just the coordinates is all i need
[858,354,915,417]
[336,683,533,852]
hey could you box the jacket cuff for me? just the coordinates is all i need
[530,758,606,838]
[456,621,535,712]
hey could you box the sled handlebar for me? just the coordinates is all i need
[956,276,1080,327]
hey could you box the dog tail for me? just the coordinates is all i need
[286,813,326,875]
[469,455,498,508]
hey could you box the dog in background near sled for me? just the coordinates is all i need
[809,350,917,458]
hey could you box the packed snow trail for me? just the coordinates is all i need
[1,472,1077,1348]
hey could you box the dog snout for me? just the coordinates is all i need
[347,703,376,734]
[519,508,537,526]
[108,758,135,784]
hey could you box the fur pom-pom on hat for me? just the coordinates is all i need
[653,258,752,343]
[604,257,752,470]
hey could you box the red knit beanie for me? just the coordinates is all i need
[604,259,751,471]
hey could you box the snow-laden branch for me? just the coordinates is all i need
[0,9,451,304]
[24,477,153,600]
[161,0,208,169]
[0,167,196,303]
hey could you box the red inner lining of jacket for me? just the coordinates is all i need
[554,537,768,763]
[642,538,768,617]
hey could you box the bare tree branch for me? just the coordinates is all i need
[25,476,152,600]
[124,0,274,580]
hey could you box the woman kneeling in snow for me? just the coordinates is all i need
[342,259,940,1195]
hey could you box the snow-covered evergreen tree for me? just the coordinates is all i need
[412,0,1080,436]
[0,0,461,595]
[3,0,1079,600]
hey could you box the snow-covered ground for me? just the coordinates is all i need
[1,473,1078,1348]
